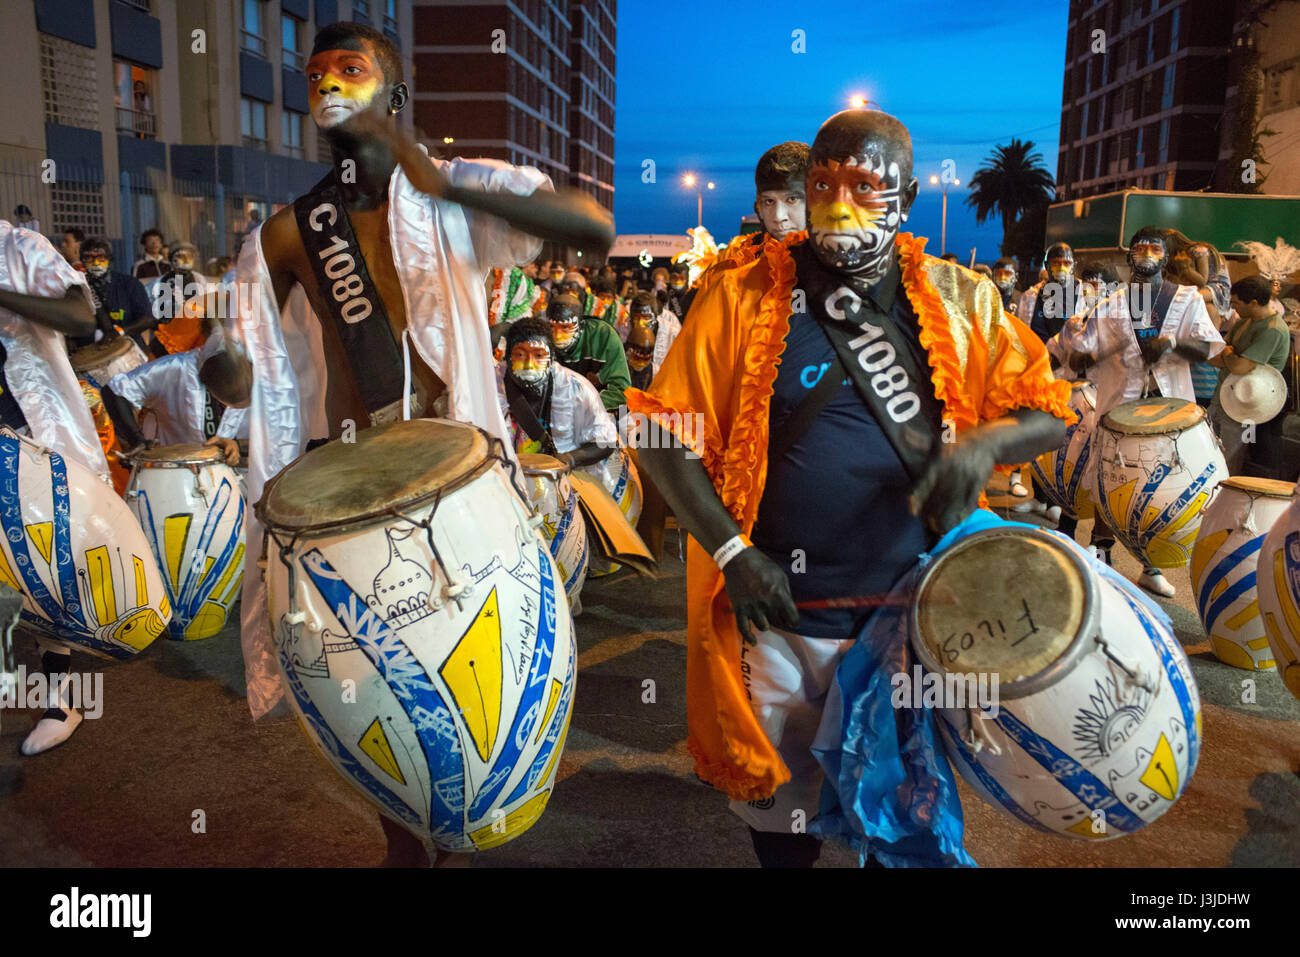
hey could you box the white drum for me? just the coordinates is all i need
[259,419,576,852]
[125,444,246,641]
[68,336,149,388]
[520,453,588,606]
[0,429,170,658]
[1191,477,1293,671]
[1255,494,1300,703]
[912,524,1201,840]
[1030,380,1097,519]
[1095,397,1227,569]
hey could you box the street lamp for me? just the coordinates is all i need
[928,174,960,256]
[442,136,454,144]
[683,173,714,229]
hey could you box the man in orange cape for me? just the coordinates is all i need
[629,109,1073,867]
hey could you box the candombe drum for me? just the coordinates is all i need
[1029,380,1097,520]
[1094,397,1227,569]
[519,452,588,606]
[911,524,1200,839]
[0,428,170,658]
[1255,492,1300,702]
[258,419,576,852]
[586,445,643,578]
[68,335,148,388]
[125,444,246,641]
[1191,477,1294,671]
[79,379,131,495]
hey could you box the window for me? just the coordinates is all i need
[1161,64,1175,111]
[52,179,105,238]
[282,110,304,159]
[1157,118,1170,165]
[114,61,157,139]
[40,36,98,128]
[243,0,266,58]
[1264,68,1293,113]
[354,0,371,18]
[1136,126,1146,167]
[1169,8,1180,54]
[282,14,303,70]
[241,97,268,149]
[384,0,398,35]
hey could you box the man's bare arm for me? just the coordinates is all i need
[0,287,93,337]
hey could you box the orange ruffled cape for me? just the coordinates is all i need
[625,232,1074,801]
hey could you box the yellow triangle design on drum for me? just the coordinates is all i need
[212,543,245,603]
[26,522,53,564]
[534,677,563,746]
[163,514,193,590]
[1190,529,1230,588]
[1138,733,1179,801]
[358,716,407,785]
[439,587,504,764]
[1064,814,1109,839]
[0,546,21,592]
[1225,600,1260,633]
[468,790,551,850]
[1210,634,1256,671]
[85,545,117,624]
[1107,480,1137,532]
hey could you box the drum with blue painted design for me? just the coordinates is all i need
[258,419,576,852]
[911,524,1201,840]
[0,429,170,658]
[125,444,246,641]
[1029,380,1096,520]
[1095,397,1227,569]
[1254,493,1300,703]
[584,445,643,577]
[520,453,588,607]
[1190,477,1293,670]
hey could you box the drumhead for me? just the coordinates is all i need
[69,336,133,372]
[260,418,492,531]
[1102,397,1203,435]
[520,452,568,477]
[913,528,1093,697]
[1219,476,1294,499]
[134,443,224,466]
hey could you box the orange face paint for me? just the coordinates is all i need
[807,159,891,233]
[306,47,383,128]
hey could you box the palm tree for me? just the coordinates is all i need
[964,139,1056,248]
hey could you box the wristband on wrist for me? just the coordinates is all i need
[712,534,752,570]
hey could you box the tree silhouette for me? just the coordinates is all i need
[965,139,1057,248]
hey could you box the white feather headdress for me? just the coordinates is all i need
[1235,237,1300,283]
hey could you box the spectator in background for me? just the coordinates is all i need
[1207,275,1290,475]
[1165,228,1230,319]
[74,237,155,351]
[12,205,39,233]
[541,261,567,291]
[972,263,992,279]
[940,253,959,263]
[992,257,1018,315]
[133,228,167,280]
[59,227,85,269]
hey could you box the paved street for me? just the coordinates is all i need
[1,484,1298,868]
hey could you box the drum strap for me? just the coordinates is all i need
[504,375,558,456]
[293,173,407,417]
[796,246,943,482]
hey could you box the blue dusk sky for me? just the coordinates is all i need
[611,0,1068,264]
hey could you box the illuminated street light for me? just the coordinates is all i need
[682,173,711,228]
[442,136,454,144]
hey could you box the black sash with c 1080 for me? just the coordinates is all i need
[293,174,406,415]
[795,247,943,483]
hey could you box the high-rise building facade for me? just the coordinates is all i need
[1056,0,1235,200]
[1,0,413,265]
[411,0,616,215]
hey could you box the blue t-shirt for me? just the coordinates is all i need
[751,264,936,639]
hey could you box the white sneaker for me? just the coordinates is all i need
[1045,505,1063,524]
[1138,569,1176,599]
[22,708,83,755]
[1010,481,1031,497]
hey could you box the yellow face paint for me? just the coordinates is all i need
[306,47,383,129]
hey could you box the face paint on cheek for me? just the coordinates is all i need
[807,157,905,275]
[307,49,383,127]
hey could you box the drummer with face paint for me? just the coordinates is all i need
[1054,226,1223,598]
[546,292,630,413]
[629,109,1072,867]
[200,20,613,867]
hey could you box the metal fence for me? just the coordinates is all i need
[0,156,252,273]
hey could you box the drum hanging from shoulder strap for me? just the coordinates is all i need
[69,336,148,388]
[911,524,1200,840]
[258,419,576,852]
[520,453,588,606]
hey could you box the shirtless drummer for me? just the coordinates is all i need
[201,22,613,866]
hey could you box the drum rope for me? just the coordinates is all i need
[388,495,472,611]
[1095,637,1156,693]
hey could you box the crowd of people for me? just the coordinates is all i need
[1,20,1298,870]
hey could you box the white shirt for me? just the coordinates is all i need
[1055,281,1223,416]
[498,362,617,454]
[107,341,249,447]
[653,307,681,377]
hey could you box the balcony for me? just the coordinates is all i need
[242,135,268,151]
[115,106,156,139]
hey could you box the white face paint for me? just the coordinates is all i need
[756,189,807,241]
[807,153,910,281]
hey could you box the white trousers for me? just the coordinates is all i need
[728,626,855,834]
